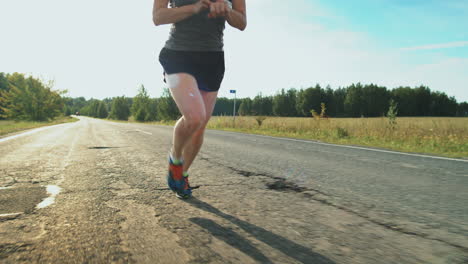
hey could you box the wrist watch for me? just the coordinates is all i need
[224,0,233,9]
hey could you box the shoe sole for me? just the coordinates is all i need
[175,192,192,199]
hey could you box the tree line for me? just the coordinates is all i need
[1,72,467,122]
[0,72,64,121]
[68,85,180,121]
[66,83,468,121]
[220,84,467,117]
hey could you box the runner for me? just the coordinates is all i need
[153,0,247,198]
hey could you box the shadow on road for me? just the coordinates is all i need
[190,217,274,263]
[88,146,123,149]
[186,198,335,264]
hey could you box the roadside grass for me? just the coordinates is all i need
[206,116,468,158]
[105,115,467,158]
[0,116,79,137]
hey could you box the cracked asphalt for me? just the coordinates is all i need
[0,116,467,263]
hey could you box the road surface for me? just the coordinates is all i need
[1,116,467,263]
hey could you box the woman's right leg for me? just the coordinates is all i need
[166,73,206,160]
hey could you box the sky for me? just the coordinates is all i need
[0,0,467,102]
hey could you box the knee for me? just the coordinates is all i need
[184,113,206,131]
[191,128,205,144]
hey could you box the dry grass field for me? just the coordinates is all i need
[206,116,468,158]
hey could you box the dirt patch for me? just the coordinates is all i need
[0,187,47,214]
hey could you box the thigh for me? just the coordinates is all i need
[166,73,206,120]
[200,90,219,125]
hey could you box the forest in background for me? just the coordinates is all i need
[1,72,467,122]
[59,83,468,121]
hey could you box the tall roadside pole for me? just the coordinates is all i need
[230,89,237,125]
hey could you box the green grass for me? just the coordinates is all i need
[0,116,79,137]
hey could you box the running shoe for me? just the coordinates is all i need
[175,174,192,199]
[167,156,183,192]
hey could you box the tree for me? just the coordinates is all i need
[332,87,347,117]
[252,93,273,116]
[429,91,457,116]
[157,88,179,121]
[0,73,8,92]
[361,84,390,117]
[296,85,323,117]
[387,99,398,128]
[323,86,336,117]
[272,88,297,117]
[70,97,87,114]
[238,98,252,116]
[109,96,130,120]
[82,99,99,117]
[213,97,233,116]
[457,102,468,117]
[64,105,72,116]
[392,86,417,116]
[97,101,108,118]
[0,73,10,119]
[413,85,432,116]
[131,85,151,121]
[344,83,364,117]
[272,89,288,116]
[0,73,64,121]
[146,98,158,121]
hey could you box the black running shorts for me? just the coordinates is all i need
[158,48,225,92]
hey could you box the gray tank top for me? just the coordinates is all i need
[164,0,227,51]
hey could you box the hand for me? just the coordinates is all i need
[208,0,232,18]
[193,0,211,14]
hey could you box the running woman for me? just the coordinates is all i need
[153,0,247,198]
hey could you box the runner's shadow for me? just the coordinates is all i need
[190,217,274,264]
[186,198,335,264]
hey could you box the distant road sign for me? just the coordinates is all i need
[230,90,236,93]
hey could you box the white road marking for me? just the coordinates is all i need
[135,129,152,135]
[0,213,22,218]
[215,130,468,163]
[0,122,77,144]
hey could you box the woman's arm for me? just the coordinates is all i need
[226,0,247,31]
[208,0,246,31]
[153,0,211,26]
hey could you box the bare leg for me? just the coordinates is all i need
[182,90,218,171]
[166,73,206,160]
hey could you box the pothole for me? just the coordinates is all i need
[0,187,47,215]
[0,185,62,217]
[266,179,306,193]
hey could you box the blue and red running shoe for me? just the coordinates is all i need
[167,156,192,199]
[175,174,192,199]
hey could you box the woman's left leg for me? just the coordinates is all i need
[182,90,218,172]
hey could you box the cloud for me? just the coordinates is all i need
[220,1,468,102]
[401,41,468,51]
[0,0,466,102]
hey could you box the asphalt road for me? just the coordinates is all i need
[1,116,467,263]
